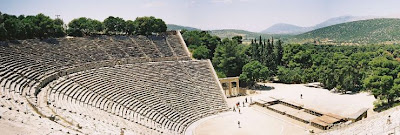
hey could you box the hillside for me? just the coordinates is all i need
[260,23,311,35]
[167,24,200,31]
[209,29,290,44]
[166,25,289,44]
[289,18,400,45]
[261,16,374,35]
[210,29,269,39]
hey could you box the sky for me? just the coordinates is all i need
[1,0,400,32]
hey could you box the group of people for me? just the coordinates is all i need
[232,102,241,113]
[233,97,253,128]
[233,97,252,113]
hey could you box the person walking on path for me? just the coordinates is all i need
[238,121,241,128]
[245,98,247,103]
[301,94,303,99]
[233,106,236,112]
[238,108,241,114]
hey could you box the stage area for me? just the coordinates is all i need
[190,83,376,135]
[193,106,309,135]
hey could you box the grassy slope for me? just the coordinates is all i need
[289,18,400,45]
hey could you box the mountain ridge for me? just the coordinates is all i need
[261,16,377,34]
[289,18,400,45]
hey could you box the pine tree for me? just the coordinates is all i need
[251,39,259,60]
[275,40,283,67]
[265,38,275,69]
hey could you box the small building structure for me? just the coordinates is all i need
[254,97,351,131]
[348,108,368,122]
[219,77,240,97]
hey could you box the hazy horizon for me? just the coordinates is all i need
[1,0,400,32]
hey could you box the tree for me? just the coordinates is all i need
[274,40,283,66]
[0,12,65,40]
[277,66,303,84]
[67,17,103,36]
[212,39,246,77]
[125,20,135,35]
[292,50,312,68]
[21,16,39,39]
[52,18,66,37]
[54,18,64,26]
[35,13,63,38]
[239,61,270,86]
[182,31,221,59]
[67,17,87,36]
[364,57,400,105]
[192,45,210,59]
[0,23,6,40]
[232,36,243,44]
[264,39,275,69]
[0,12,6,40]
[200,33,220,59]
[89,19,104,33]
[3,17,23,39]
[133,16,166,35]
[322,57,361,93]
[364,75,393,102]
[104,16,126,34]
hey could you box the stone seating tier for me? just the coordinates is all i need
[48,60,229,134]
[0,31,229,134]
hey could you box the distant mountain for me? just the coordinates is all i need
[261,16,375,34]
[260,23,311,35]
[314,16,374,29]
[290,18,400,45]
[167,24,200,31]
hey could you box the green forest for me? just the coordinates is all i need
[182,30,400,109]
[0,12,167,40]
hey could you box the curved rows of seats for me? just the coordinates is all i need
[0,84,84,135]
[47,92,163,135]
[1,84,151,135]
[0,32,190,97]
[47,60,229,134]
[322,106,400,135]
[0,31,229,134]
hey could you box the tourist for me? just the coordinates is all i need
[301,94,303,99]
[233,106,236,112]
[238,121,240,128]
[243,101,245,107]
[387,115,391,124]
[245,97,247,103]
[238,108,241,114]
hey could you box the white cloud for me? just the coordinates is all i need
[211,0,250,4]
[143,1,166,8]
[211,0,233,4]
